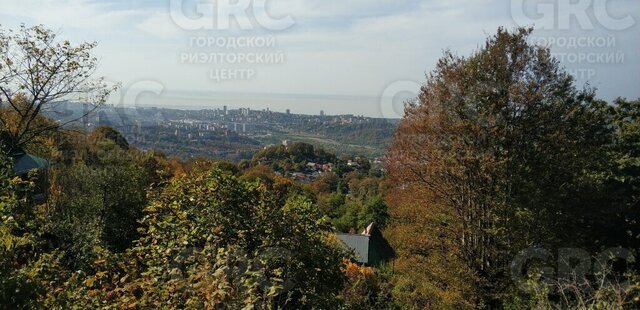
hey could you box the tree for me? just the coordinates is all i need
[311,171,340,193]
[88,126,129,150]
[386,27,613,306]
[593,98,640,250]
[317,192,345,219]
[44,128,163,269]
[358,196,389,230]
[252,142,337,174]
[0,24,115,150]
[341,260,397,309]
[58,168,348,308]
[609,99,639,205]
[384,182,478,309]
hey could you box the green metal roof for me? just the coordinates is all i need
[13,152,50,175]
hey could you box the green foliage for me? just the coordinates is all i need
[286,121,397,157]
[359,196,389,230]
[0,148,44,308]
[504,269,640,309]
[341,261,398,309]
[332,199,362,232]
[47,134,155,265]
[596,98,640,249]
[319,171,388,233]
[88,126,129,149]
[60,168,348,308]
[329,196,388,233]
[252,142,336,173]
[317,192,345,219]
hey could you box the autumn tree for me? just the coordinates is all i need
[55,167,348,308]
[386,27,613,306]
[0,24,115,150]
[88,126,129,150]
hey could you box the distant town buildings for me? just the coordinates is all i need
[41,102,396,160]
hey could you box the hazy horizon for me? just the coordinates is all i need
[1,0,638,117]
[108,89,411,118]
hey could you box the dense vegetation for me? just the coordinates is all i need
[1,25,639,309]
[385,27,640,308]
[0,130,396,308]
[251,142,337,172]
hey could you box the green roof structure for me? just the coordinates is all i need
[11,150,50,175]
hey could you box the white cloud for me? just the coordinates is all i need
[0,0,140,31]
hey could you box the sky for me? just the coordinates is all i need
[0,0,638,117]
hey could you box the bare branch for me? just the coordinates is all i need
[0,24,116,148]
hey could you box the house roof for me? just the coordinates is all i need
[12,151,50,174]
[337,223,395,265]
[337,233,370,263]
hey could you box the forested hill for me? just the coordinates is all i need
[286,120,397,153]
